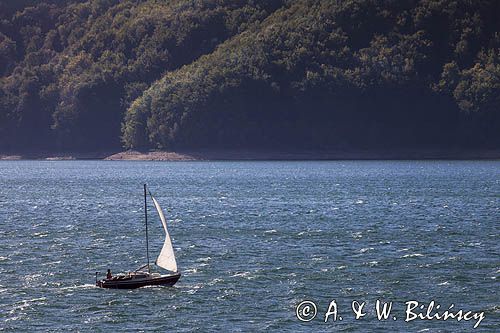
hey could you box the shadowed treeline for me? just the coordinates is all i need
[0,0,499,152]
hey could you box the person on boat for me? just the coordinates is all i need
[106,269,112,279]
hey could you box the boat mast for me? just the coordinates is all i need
[144,184,151,273]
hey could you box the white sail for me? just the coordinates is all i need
[151,195,178,272]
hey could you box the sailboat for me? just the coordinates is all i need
[96,184,181,289]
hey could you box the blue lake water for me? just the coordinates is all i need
[0,160,498,332]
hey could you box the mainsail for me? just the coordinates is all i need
[150,195,178,272]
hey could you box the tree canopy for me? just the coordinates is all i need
[1,0,499,151]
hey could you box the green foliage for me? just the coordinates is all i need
[0,0,499,151]
[124,0,500,149]
[0,0,281,150]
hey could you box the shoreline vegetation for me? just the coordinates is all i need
[1,149,499,161]
[1,1,499,153]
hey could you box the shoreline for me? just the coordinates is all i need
[1,149,499,161]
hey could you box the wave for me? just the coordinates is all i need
[58,283,96,291]
[402,253,424,258]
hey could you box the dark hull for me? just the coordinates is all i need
[96,273,181,289]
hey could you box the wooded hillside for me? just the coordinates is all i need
[1,0,499,151]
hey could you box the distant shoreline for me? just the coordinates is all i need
[1,149,499,161]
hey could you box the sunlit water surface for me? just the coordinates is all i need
[0,161,498,332]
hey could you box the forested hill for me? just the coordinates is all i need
[1,0,499,152]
